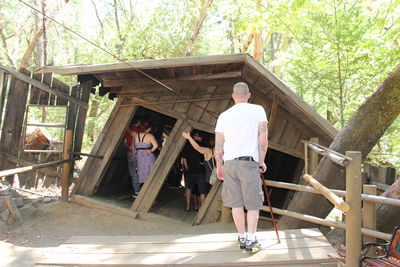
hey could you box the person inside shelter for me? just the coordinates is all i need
[131,120,159,192]
[181,131,208,212]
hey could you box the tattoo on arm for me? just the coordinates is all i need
[258,121,268,162]
[215,132,225,166]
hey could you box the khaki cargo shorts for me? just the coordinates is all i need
[221,160,264,210]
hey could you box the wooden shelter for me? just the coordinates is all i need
[39,53,337,224]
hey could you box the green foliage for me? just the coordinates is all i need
[0,0,399,169]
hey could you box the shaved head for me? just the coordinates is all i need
[233,82,249,96]
[232,82,250,103]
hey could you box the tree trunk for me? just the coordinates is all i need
[19,28,44,69]
[186,0,213,56]
[279,64,400,229]
[253,0,262,62]
[376,178,400,233]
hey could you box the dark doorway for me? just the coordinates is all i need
[94,106,177,207]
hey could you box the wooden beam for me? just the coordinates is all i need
[0,150,61,178]
[268,140,304,159]
[0,157,76,178]
[116,96,231,107]
[0,64,87,109]
[75,103,137,196]
[72,97,125,195]
[303,174,349,213]
[61,130,73,202]
[102,71,241,87]
[37,54,248,75]
[71,195,139,219]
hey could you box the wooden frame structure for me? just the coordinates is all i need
[39,53,338,219]
[0,64,91,189]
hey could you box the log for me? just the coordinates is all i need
[61,130,73,202]
[71,195,139,219]
[0,196,22,226]
[303,174,349,213]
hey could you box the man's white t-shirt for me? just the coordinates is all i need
[215,102,267,162]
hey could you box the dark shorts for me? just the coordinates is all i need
[222,160,264,210]
[185,173,208,195]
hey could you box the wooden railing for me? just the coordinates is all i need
[263,140,399,267]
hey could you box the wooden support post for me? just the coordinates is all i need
[304,141,308,174]
[220,205,232,223]
[61,130,73,202]
[345,151,362,267]
[309,137,319,174]
[363,184,377,257]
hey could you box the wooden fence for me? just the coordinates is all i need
[262,140,400,267]
[0,64,91,189]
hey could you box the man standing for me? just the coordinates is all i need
[215,82,268,252]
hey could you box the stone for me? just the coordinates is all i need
[0,209,10,221]
[13,197,24,208]
[19,203,38,219]
[0,220,7,233]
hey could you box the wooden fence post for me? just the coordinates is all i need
[309,137,319,174]
[61,130,73,202]
[363,184,377,257]
[345,151,362,267]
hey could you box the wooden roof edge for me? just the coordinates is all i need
[36,53,249,76]
[244,55,338,139]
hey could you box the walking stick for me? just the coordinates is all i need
[260,172,280,243]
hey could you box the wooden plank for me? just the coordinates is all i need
[56,237,331,254]
[71,98,122,195]
[64,228,325,244]
[0,64,87,109]
[71,195,139,219]
[0,72,8,129]
[268,94,280,138]
[73,80,91,153]
[75,103,137,195]
[102,71,242,87]
[131,119,190,212]
[53,78,70,106]
[38,54,248,75]
[29,72,42,104]
[37,247,337,266]
[193,180,222,225]
[39,73,51,105]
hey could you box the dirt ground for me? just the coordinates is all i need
[0,199,238,267]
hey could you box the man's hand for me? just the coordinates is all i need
[217,166,224,180]
[259,162,267,173]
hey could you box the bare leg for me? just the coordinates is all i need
[185,188,191,210]
[199,194,206,208]
[232,207,246,234]
[246,210,259,233]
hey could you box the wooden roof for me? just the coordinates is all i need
[39,54,337,141]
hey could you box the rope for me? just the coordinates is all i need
[17,0,220,116]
